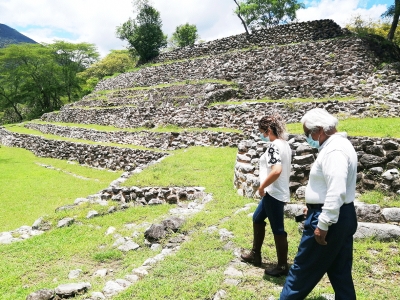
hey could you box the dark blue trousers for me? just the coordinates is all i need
[280,202,358,300]
[253,193,286,236]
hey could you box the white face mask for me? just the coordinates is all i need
[306,134,320,148]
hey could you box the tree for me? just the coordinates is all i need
[234,0,250,35]
[381,0,400,42]
[78,50,137,94]
[0,44,63,119]
[170,23,199,48]
[0,41,98,122]
[346,15,400,46]
[116,1,167,62]
[234,0,304,32]
[47,41,99,102]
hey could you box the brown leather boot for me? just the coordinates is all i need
[264,234,289,277]
[241,223,265,266]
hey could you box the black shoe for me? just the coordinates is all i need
[264,264,289,277]
[241,250,262,266]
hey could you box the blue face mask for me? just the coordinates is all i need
[306,134,320,148]
[259,134,270,142]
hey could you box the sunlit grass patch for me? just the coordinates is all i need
[25,121,243,134]
[123,146,237,189]
[0,203,171,299]
[286,117,400,138]
[0,146,122,231]
[358,190,400,207]
[4,124,162,151]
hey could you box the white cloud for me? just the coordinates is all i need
[297,0,388,26]
[0,0,390,58]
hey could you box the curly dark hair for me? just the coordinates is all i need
[258,114,287,139]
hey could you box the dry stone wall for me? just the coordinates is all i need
[25,123,244,150]
[0,128,167,171]
[151,19,348,63]
[75,83,237,108]
[235,134,400,198]
[41,98,400,134]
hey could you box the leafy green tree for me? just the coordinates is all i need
[170,23,199,48]
[381,0,400,42]
[0,50,27,121]
[47,41,99,102]
[234,0,304,32]
[346,15,400,46]
[116,2,167,61]
[78,50,137,93]
[0,41,98,122]
[0,44,62,120]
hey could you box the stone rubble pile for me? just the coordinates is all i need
[0,187,208,245]
[92,37,400,101]
[76,83,237,108]
[151,19,347,63]
[25,191,214,300]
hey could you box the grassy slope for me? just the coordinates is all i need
[287,117,400,138]
[0,146,122,231]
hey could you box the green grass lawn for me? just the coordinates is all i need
[0,146,122,231]
[286,117,400,138]
[25,120,242,134]
[25,117,400,139]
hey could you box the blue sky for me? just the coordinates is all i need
[0,0,394,57]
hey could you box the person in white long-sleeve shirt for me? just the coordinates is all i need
[280,108,358,300]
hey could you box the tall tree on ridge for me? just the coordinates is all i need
[233,0,250,35]
[234,0,304,32]
[382,0,400,42]
[170,23,200,48]
[116,0,167,62]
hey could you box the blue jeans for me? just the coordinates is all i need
[280,202,358,300]
[253,193,286,236]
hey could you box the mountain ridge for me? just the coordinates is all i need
[0,23,37,48]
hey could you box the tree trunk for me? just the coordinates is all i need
[11,103,23,121]
[387,0,400,41]
[233,0,250,35]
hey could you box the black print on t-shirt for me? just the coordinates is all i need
[267,145,281,165]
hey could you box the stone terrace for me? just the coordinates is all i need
[74,82,238,108]
[40,98,400,134]
[93,38,398,100]
[42,32,400,129]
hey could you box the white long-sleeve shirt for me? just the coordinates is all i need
[305,132,357,231]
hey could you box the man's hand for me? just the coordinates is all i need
[314,227,327,245]
[303,206,308,216]
[258,187,265,197]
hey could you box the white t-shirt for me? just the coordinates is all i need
[259,139,292,202]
